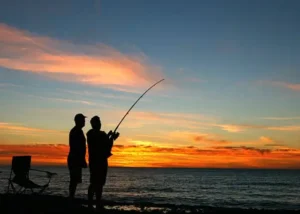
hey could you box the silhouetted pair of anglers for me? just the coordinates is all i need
[67,113,120,212]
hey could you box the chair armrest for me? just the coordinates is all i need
[30,168,57,178]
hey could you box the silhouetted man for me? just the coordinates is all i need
[87,116,119,211]
[68,113,87,199]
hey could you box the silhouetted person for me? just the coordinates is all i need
[68,113,87,199]
[87,116,119,211]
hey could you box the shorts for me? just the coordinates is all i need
[69,166,82,184]
[89,163,108,186]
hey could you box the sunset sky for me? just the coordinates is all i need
[1,0,300,168]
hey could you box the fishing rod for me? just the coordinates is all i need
[108,78,165,155]
[113,78,164,134]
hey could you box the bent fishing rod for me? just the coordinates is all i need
[109,78,165,139]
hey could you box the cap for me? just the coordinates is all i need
[74,113,87,121]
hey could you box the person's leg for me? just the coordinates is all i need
[95,166,107,211]
[69,167,81,199]
[68,167,77,199]
[88,170,95,209]
[89,167,101,209]
[95,184,104,212]
[88,183,95,209]
[69,181,77,199]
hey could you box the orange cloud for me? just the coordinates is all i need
[111,110,300,134]
[1,144,299,169]
[267,126,300,131]
[214,123,300,133]
[260,136,273,143]
[0,122,64,135]
[268,81,300,91]
[193,136,229,145]
[104,110,300,135]
[215,124,246,133]
[165,130,228,145]
[261,116,300,120]
[25,94,96,106]
[125,111,215,123]
[0,23,164,91]
[105,110,217,130]
[60,89,137,101]
[0,144,68,165]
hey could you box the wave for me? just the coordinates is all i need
[124,187,174,193]
[232,182,297,187]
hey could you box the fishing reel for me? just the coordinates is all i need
[108,130,120,140]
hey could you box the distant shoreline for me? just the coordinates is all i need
[0,164,300,170]
[1,165,300,170]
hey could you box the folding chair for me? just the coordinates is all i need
[6,156,57,194]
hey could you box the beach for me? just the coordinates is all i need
[0,193,300,214]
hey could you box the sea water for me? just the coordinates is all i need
[0,166,299,210]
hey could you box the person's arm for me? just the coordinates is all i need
[81,130,87,168]
[105,132,113,158]
[106,131,120,158]
[69,131,79,155]
[68,130,81,168]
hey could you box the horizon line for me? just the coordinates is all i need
[0,165,299,170]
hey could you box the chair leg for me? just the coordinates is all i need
[38,187,46,194]
[10,183,15,193]
[16,187,21,194]
[7,176,55,195]
[7,180,13,193]
[7,181,16,194]
[37,177,52,194]
[6,181,10,193]
[7,180,27,195]
[18,187,26,194]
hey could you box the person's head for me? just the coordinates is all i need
[90,116,101,130]
[74,113,86,128]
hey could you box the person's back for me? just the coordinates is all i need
[68,126,86,167]
[87,129,111,168]
[87,115,119,211]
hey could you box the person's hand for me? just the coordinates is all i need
[113,132,120,140]
[108,130,119,140]
[107,130,113,139]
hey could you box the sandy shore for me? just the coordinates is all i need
[0,193,299,214]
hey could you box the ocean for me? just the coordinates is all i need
[0,166,299,210]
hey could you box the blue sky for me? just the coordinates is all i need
[0,0,300,151]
